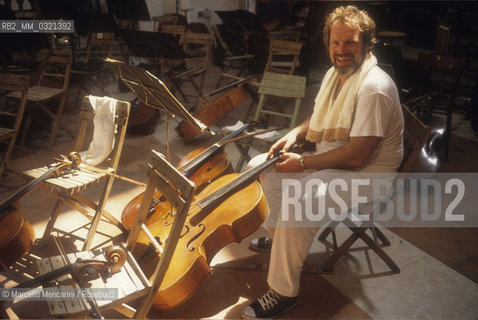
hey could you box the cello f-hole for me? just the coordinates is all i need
[187,224,205,251]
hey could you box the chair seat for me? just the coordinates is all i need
[35,244,148,317]
[0,128,15,141]
[224,54,255,61]
[24,163,114,194]
[8,85,64,102]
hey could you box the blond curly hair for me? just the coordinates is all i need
[323,5,377,50]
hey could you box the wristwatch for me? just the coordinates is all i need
[299,156,306,169]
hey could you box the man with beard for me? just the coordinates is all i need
[242,5,404,319]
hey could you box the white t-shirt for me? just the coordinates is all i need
[315,66,404,172]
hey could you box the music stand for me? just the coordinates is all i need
[106,58,208,134]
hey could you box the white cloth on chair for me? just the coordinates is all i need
[80,95,117,166]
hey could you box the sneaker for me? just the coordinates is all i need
[249,237,272,253]
[241,289,297,319]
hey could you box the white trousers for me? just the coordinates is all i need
[247,154,392,297]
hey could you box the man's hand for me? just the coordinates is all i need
[267,133,298,159]
[275,152,304,172]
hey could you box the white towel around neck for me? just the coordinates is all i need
[306,53,377,143]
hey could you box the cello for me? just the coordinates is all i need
[0,153,80,270]
[132,149,293,310]
[121,124,250,229]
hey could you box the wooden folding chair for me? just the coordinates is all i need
[0,73,29,177]
[5,150,195,319]
[85,32,116,65]
[23,96,131,251]
[264,39,303,75]
[234,72,306,171]
[212,24,255,86]
[83,32,118,95]
[7,48,73,150]
[161,24,186,39]
[317,105,432,273]
[167,32,212,105]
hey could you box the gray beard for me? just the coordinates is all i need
[333,52,367,76]
[334,64,356,76]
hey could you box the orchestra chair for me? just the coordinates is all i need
[264,39,303,75]
[85,32,116,65]
[6,150,194,319]
[223,38,304,122]
[23,96,131,251]
[80,32,117,96]
[161,24,186,39]
[219,38,303,89]
[212,24,255,86]
[157,24,187,73]
[417,53,467,161]
[153,14,182,33]
[167,32,212,105]
[0,73,29,177]
[317,105,432,274]
[7,48,73,150]
[234,72,306,171]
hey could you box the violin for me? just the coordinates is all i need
[121,124,250,230]
[132,149,291,310]
[0,153,80,270]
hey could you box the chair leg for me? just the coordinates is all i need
[320,217,399,273]
[47,93,69,150]
[321,227,365,273]
[373,225,391,246]
[83,176,116,250]
[355,230,400,273]
[234,142,252,172]
[42,199,64,241]
[318,219,341,241]
[19,113,32,146]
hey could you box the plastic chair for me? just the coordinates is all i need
[0,73,29,177]
[23,96,131,250]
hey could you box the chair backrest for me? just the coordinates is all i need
[399,105,432,173]
[126,150,195,318]
[434,23,452,56]
[161,24,186,36]
[75,96,130,170]
[264,39,302,75]
[180,32,212,69]
[0,73,30,176]
[85,32,115,64]
[37,48,72,91]
[254,72,307,129]
[153,14,181,32]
